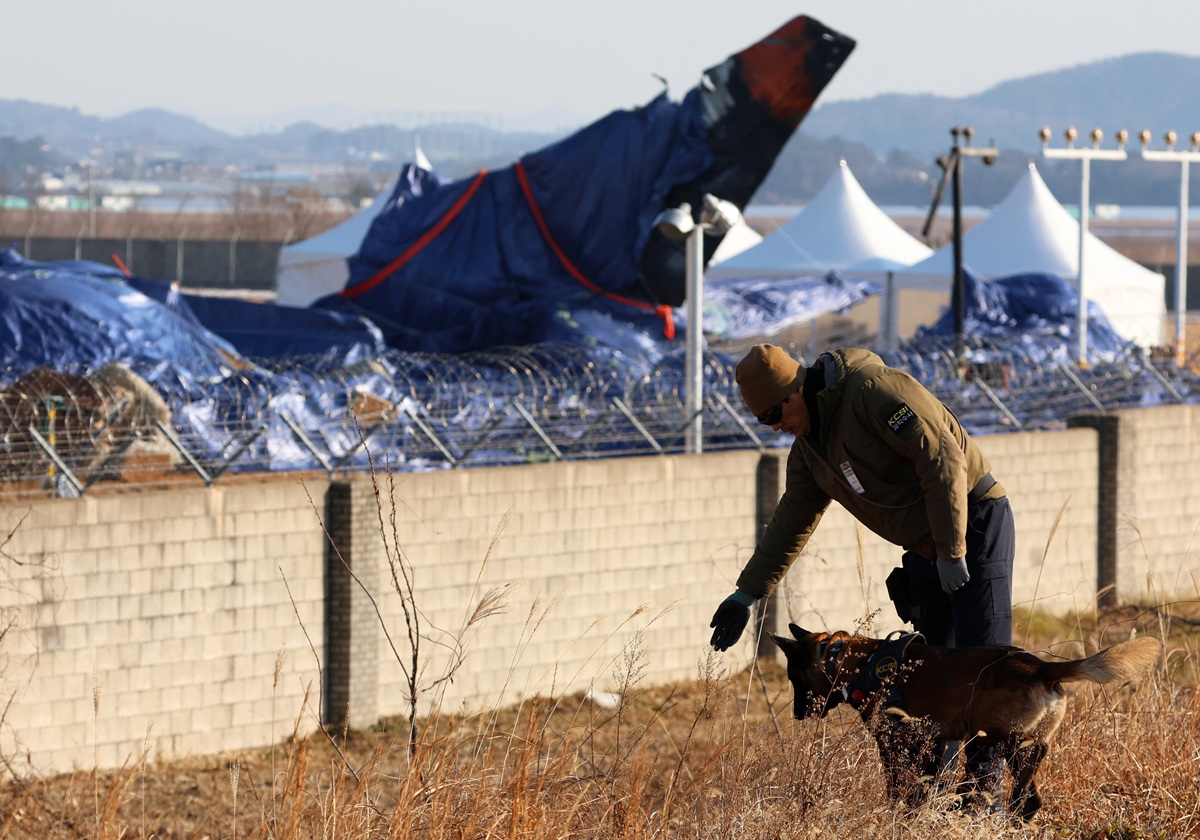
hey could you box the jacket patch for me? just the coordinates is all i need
[840,462,866,494]
[887,404,915,432]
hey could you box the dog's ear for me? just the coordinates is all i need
[770,633,794,654]
[774,632,818,668]
[788,623,812,640]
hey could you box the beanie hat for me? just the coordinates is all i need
[735,344,804,417]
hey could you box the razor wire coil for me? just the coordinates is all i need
[1,336,1197,499]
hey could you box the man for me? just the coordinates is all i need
[709,345,1015,804]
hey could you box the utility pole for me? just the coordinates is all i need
[922,126,998,363]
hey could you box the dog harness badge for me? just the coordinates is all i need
[840,461,866,494]
[873,656,899,680]
[887,403,915,432]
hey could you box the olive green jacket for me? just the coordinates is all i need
[736,348,1004,599]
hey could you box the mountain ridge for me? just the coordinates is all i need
[802,51,1200,157]
[3,51,1199,207]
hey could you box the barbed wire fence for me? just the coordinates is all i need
[2,338,1199,500]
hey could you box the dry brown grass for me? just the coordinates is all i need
[0,603,1195,839]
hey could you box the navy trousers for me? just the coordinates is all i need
[900,495,1016,790]
[901,496,1015,648]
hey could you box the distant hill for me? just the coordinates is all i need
[3,52,1200,207]
[0,96,560,174]
[803,52,1200,158]
[104,107,229,148]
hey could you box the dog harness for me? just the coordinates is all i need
[822,630,925,711]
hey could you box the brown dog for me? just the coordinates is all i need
[772,624,1161,821]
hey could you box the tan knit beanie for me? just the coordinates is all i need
[735,344,804,416]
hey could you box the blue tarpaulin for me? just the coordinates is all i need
[313,15,857,353]
[916,270,1133,364]
[702,272,881,340]
[129,276,387,363]
[316,96,711,351]
[0,250,236,380]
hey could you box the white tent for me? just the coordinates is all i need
[899,162,1166,348]
[709,217,763,265]
[274,174,399,308]
[706,159,933,280]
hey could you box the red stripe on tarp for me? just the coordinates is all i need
[341,169,489,300]
[513,160,676,340]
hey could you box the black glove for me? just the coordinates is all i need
[709,591,754,651]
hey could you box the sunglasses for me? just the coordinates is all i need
[756,400,786,427]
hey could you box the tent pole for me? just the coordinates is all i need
[883,271,898,352]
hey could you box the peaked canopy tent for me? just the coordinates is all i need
[704,159,931,347]
[898,163,1166,348]
[706,159,932,280]
[708,217,762,265]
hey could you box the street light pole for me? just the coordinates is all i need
[1138,129,1200,367]
[951,140,964,358]
[1040,126,1128,366]
[685,220,705,455]
[654,193,742,455]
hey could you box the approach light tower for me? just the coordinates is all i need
[1039,126,1128,367]
[1138,129,1200,367]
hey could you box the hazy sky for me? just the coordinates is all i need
[8,1,1200,133]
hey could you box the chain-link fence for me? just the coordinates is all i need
[17,235,281,290]
[2,338,1198,499]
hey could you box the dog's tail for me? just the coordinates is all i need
[1037,636,1162,687]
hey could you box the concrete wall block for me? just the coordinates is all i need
[173,517,204,544]
[62,523,105,552]
[65,498,101,529]
[42,648,77,678]
[459,497,516,532]
[81,568,120,600]
[237,534,266,566]
[276,531,313,561]
[613,456,670,487]
[120,568,151,597]
[25,501,77,533]
[160,540,187,567]
[200,511,231,543]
